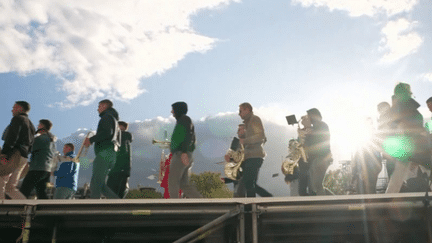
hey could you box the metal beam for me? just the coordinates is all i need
[174,208,240,243]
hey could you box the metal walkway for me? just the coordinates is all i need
[1,193,431,242]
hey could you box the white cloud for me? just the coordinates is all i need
[292,0,422,62]
[423,73,432,82]
[0,0,239,107]
[379,18,423,63]
[291,0,419,17]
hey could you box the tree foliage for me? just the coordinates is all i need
[190,171,233,198]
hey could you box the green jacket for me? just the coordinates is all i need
[170,114,196,153]
[29,132,56,172]
[110,131,133,176]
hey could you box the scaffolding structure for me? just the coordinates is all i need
[1,193,431,242]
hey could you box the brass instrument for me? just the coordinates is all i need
[224,145,244,181]
[75,131,95,162]
[281,125,309,176]
[152,131,171,184]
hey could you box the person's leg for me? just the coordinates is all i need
[255,184,272,197]
[178,152,202,198]
[5,155,27,199]
[0,174,10,199]
[20,171,39,199]
[34,171,51,199]
[107,172,129,198]
[90,148,119,199]
[168,152,185,198]
[107,172,122,198]
[309,157,330,195]
[386,161,411,193]
[297,160,309,196]
[234,179,246,198]
[242,158,263,198]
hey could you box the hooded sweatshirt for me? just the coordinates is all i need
[170,102,196,153]
[89,107,120,154]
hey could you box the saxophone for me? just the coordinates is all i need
[224,145,244,181]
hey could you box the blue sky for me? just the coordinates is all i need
[1,0,432,163]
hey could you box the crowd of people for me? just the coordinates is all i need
[280,82,432,196]
[0,99,133,200]
[0,81,431,200]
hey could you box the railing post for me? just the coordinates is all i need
[21,205,35,243]
[51,221,59,243]
[238,204,245,243]
[252,203,258,243]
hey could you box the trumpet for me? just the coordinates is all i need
[152,139,171,148]
[152,138,171,183]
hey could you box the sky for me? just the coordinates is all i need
[1,0,432,193]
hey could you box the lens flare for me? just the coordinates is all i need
[382,135,414,161]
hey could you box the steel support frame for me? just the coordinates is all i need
[174,205,242,243]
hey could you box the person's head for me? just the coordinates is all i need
[118,121,129,131]
[237,124,246,138]
[63,143,75,155]
[301,115,311,128]
[98,99,113,114]
[426,97,432,112]
[393,82,412,102]
[288,139,298,151]
[38,119,53,131]
[238,102,252,119]
[171,101,188,119]
[12,101,31,116]
[377,102,391,115]
[306,108,322,124]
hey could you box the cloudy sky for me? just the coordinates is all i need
[1,0,432,193]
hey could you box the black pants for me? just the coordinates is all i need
[20,171,51,199]
[241,158,272,197]
[107,172,129,199]
[298,159,311,196]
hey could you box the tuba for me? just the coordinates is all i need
[152,137,171,184]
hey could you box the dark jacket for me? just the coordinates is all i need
[111,131,133,175]
[1,113,35,159]
[304,120,332,161]
[89,107,120,154]
[389,98,423,131]
[29,131,56,172]
[387,98,430,165]
[170,102,196,153]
